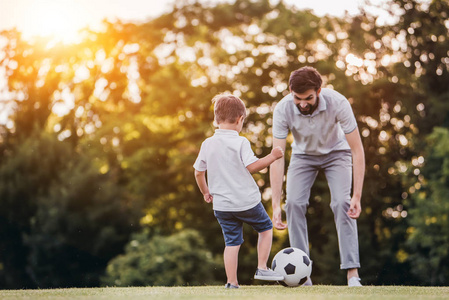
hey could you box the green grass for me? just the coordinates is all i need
[0,286,448,300]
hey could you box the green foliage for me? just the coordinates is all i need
[24,147,141,287]
[0,130,74,288]
[0,130,142,288]
[406,127,449,285]
[101,229,220,286]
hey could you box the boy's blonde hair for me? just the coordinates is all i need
[212,94,246,124]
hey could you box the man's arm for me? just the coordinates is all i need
[270,138,288,229]
[246,146,284,174]
[345,128,365,219]
[194,170,213,203]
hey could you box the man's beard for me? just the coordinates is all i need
[297,97,319,115]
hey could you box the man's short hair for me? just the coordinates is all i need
[212,94,246,124]
[289,66,323,93]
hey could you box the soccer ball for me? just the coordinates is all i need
[271,247,312,287]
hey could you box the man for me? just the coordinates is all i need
[270,66,365,287]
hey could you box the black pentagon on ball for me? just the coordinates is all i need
[298,276,308,285]
[283,248,295,255]
[303,255,310,266]
[284,263,296,275]
[272,259,277,270]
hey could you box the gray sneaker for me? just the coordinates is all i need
[254,268,284,281]
[224,283,240,289]
[348,277,362,287]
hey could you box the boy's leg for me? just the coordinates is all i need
[234,203,274,270]
[224,245,241,286]
[214,210,244,287]
[257,229,272,269]
[254,229,284,281]
[236,204,283,281]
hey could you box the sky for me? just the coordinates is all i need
[0,0,376,42]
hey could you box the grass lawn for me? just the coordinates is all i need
[0,285,448,300]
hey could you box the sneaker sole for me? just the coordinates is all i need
[254,275,284,281]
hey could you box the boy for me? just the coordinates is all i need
[194,94,284,289]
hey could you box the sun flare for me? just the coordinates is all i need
[22,0,87,43]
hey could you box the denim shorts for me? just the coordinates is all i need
[214,202,273,246]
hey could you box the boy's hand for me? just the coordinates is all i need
[203,193,213,203]
[271,146,284,160]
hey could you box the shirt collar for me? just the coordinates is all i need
[215,129,239,136]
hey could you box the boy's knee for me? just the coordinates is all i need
[225,245,241,249]
[258,228,273,236]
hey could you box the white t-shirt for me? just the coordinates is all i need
[273,88,357,155]
[193,129,261,212]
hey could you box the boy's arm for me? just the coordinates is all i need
[246,146,284,174]
[194,169,213,203]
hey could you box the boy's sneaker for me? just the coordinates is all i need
[348,277,362,287]
[224,283,240,289]
[254,268,284,281]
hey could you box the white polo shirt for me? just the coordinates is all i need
[273,88,357,155]
[193,129,261,212]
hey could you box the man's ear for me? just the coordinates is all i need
[237,115,244,124]
[316,87,322,96]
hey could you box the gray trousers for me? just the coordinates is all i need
[285,150,360,269]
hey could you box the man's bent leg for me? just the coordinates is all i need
[324,151,360,269]
[286,155,319,256]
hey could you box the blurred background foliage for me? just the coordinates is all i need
[0,0,448,288]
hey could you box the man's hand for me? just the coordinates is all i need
[271,146,284,160]
[345,128,364,220]
[347,196,361,219]
[203,193,213,203]
[272,206,288,230]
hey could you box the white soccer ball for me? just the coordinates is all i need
[271,247,312,287]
